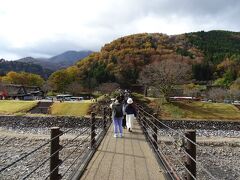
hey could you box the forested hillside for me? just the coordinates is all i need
[48,31,240,92]
[0,59,52,79]
[187,30,240,84]
[187,30,240,64]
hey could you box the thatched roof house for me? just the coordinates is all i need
[0,84,43,100]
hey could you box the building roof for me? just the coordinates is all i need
[0,84,43,97]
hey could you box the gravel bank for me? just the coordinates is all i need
[0,127,91,180]
[0,115,105,180]
[0,116,240,179]
[154,120,240,180]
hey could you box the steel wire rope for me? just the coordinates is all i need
[138,116,182,180]
[46,117,111,179]
[1,118,92,175]
[44,131,98,180]
[138,105,211,148]
[21,123,95,180]
[0,128,73,173]
[139,111,198,161]
[139,116,197,180]
[43,133,91,180]
[160,141,197,180]
[139,114,217,180]
[60,140,92,178]
[140,114,213,179]
[60,123,93,149]
[138,106,240,177]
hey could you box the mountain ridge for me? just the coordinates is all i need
[48,30,240,92]
[0,50,93,78]
[16,50,93,70]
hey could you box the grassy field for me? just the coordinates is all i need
[132,93,240,121]
[50,101,92,116]
[0,100,38,114]
[162,101,240,120]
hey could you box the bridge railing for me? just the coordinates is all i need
[0,107,112,180]
[137,105,239,180]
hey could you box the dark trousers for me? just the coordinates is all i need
[122,115,126,127]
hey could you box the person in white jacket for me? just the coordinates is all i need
[124,98,137,132]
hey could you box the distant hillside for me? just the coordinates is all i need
[187,30,240,64]
[49,30,240,91]
[0,59,52,79]
[73,33,204,85]
[18,57,58,70]
[17,50,93,70]
[49,50,93,66]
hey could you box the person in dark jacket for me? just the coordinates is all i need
[125,98,137,132]
[110,96,124,137]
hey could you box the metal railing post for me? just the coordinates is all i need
[142,115,147,133]
[109,108,112,122]
[184,130,196,180]
[90,113,96,149]
[103,107,107,130]
[50,127,62,180]
[152,114,158,151]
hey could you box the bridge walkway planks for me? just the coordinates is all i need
[80,120,166,180]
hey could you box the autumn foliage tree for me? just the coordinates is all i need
[229,78,240,100]
[96,82,120,95]
[138,60,192,101]
[1,71,44,87]
[48,70,72,93]
[67,81,85,95]
[46,31,240,93]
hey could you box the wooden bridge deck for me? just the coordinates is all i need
[80,120,166,180]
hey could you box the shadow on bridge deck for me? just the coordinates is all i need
[80,120,166,180]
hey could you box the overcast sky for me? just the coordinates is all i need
[0,0,240,60]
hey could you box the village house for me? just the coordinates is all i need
[0,84,44,100]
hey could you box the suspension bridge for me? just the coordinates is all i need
[0,103,239,180]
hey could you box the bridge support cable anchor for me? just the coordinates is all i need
[50,127,63,180]
[184,130,196,180]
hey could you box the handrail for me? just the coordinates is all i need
[138,105,240,178]
[139,113,217,180]
[136,105,221,180]
[0,107,112,180]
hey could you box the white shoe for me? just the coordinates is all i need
[114,134,118,138]
[119,134,123,138]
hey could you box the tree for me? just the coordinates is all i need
[97,82,120,95]
[67,81,85,96]
[192,63,213,81]
[1,71,44,87]
[138,60,191,101]
[48,70,71,92]
[138,65,156,97]
[229,78,240,100]
[207,88,227,102]
[42,81,53,93]
[183,83,201,97]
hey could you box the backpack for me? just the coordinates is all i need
[113,104,123,118]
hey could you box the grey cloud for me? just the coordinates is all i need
[140,0,240,30]
[1,0,240,60]
[0,39,92,60]
[145,0,240,17]
[85,0,240,35]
